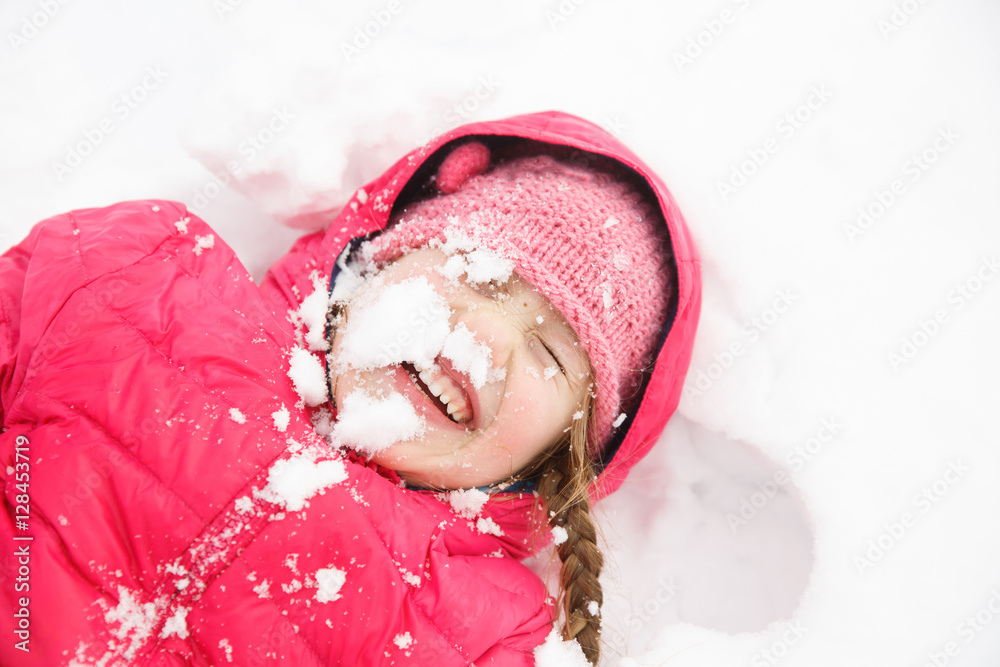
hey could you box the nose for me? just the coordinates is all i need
[453,306,518,372]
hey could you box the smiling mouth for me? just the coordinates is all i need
[402,362,472,424]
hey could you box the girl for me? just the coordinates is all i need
[0,111,700,665]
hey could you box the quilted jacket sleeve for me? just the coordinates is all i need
[0,222,38,425]
[0,202,188,427]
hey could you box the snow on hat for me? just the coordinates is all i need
[360,141,674,453]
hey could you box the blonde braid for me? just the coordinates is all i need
[535,390,604,665]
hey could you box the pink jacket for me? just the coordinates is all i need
[0,111,700,665]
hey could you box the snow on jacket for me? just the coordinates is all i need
[0,111,700,666]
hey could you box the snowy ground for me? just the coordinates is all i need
[2,1,999,665]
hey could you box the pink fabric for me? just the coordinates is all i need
[435,141,490,194]
[360,145,674,453]
[0,111,701,665]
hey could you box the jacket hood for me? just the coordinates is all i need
[276,111,701,501]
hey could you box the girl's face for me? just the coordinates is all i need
[328,247,591,489]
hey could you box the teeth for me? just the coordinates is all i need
[408,361,472,424]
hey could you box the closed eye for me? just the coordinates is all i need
[540,339,565,374]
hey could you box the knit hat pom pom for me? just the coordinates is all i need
[436,142,491,194]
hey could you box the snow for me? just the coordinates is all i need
[439,253,469,281]
[598,282,613,311]
[399,568,422,587]
[533,628,590,667]
[252,580,270,598]
[271,405,290,432]
[234,496,253,513]
[329,390,425,456]
[315,567,346,603]
[257,453,348,512]
[476,516,504,536]
[192,234,215,256]
[294,274,333,352]
[334,275,452,371]
[441,321,505,388]
[102,586,163,661]
[329,248,366,303]
[160,607,189,639]
[451,247,514,284]
[228,407,246,424]
[286,347,328,406]
[552,525,569,545]
[218,638,234,663]
[4,2,999,665]
[393,632,413,649]
[447,487,490,519]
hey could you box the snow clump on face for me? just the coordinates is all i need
[442,322,505,389]
[433,226,514,284]
[329,390,426,456]
[332,223,513,380]
[334,275,452,371]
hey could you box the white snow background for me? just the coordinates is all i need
[2,1,999,665]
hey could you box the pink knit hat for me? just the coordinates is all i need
[360,141,674,453]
